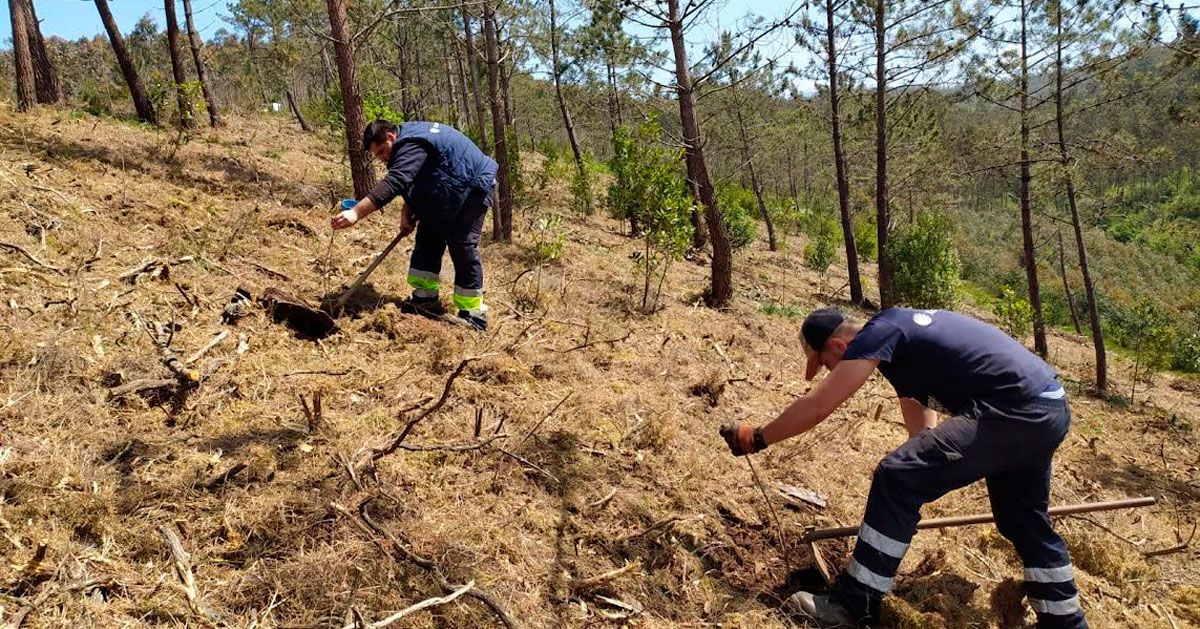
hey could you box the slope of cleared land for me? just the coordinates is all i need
[0,107,1197,628]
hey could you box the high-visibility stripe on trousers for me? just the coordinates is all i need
[829,389,1088,629]
[406,187,489,312]
[407,268,440,299]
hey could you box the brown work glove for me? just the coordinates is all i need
[719,421,768,456]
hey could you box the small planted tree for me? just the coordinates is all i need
[804,213,839,272]
[993,286,1034,340]
[888,212,961,309]
[609,119,694,313]
[1116,299,1174,404]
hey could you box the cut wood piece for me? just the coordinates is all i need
[778,483,828,509]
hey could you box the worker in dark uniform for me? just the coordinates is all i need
[719,307,1087,629]
[332,119,497,331]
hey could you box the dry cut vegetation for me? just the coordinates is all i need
[0,108,1197,628]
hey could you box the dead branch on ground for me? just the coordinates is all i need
[186,330,229,364]
[0,241,61,272]
[118,256,194,283]
[158,524,223,626]
[360,356,481,469]
[567,561,640,594]
[331,499,519,629]
[1142,522,1197,558]
[339,581,475,629]
[563,328,634,353]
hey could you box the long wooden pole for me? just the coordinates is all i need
[801,496,1157,542]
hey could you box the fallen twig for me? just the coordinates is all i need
[187,330,230,365]
[118,256,194,283]
[0,241,60,272]
[250,261,291,281]
[398,433,508,452]
[516,392,572,448]
[158,524,222,626]
[367,357,480,465]
[341,581,475,629]
[567,561,639,594]
[332,500,519,629]
[495,446,559,483]
[563,329,634,353]
[1142,522,1196,558]
[586,487,618,510]
[204,463,248,490]
[616,515,698,544]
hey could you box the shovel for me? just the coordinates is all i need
[333,199,409,311]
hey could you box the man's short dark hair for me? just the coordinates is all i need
[362,120,398,152]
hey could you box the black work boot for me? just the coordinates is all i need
[786,591,857,628]
[399,295,444,317]
[454,309,488,331]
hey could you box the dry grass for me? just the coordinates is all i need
[0,105,1197,628]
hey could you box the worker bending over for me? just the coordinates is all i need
[333,120,497,331]
[720,307,1086,628]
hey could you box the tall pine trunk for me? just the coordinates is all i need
[1054,0,1106,388]
[1019,0,1049,356]
[24,0,62,104]
[443,32,462,127]
[164,0,196,128]
[453,29,473,132]
[8,0,36,111]
[549,0,591,213]
[735,106,777,251]
[484,2,513,240]
[94,0,155,123]
[827,0,863,304]
[873,0,892,307]
[182,0,221,126]
[462,4,490,153]
[326,0,374,198]
[606,59,622,138]
[667,0,732,306]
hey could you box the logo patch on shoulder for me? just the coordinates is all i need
[912,311,937,326]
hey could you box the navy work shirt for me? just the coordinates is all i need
[366,143,428,210]
[366,121,497,221]
[842,308,1057,417]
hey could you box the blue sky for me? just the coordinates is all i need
[3,0,800,56]
[1,0,232,43]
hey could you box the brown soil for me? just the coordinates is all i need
[0,106,1196,628]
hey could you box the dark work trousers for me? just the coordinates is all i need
[406,187,490,313]
[829,389,1088,629]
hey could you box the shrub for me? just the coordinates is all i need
[717,185,757,250]
[804,214,839,271]
[993,286,1033,339]
[854,216,877,261]
[571,164,593,215]
[888,212,961,309]
[1173,329,1200,373]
